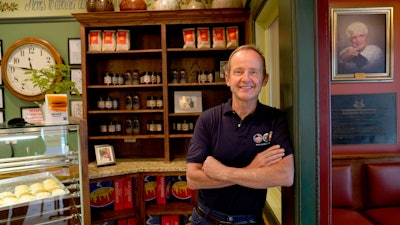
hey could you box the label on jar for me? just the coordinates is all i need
[182,122,189,131]
[143,73,151,84]
[126,119,132,134]
[133,95,140,110]
[98,99,105,109]
[104,73,112,85]
[156,123,162,132]
[105,98,112,109]
[156,97,163,108]
[112,98,118,109]
[100,124,107,133]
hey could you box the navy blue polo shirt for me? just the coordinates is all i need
[186,99,293,216]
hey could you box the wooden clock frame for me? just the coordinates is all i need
[1,37,63,102]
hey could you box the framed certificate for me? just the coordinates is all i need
[68,38,82,65]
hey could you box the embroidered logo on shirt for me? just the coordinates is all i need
[254,131,273,146]
[253,134,263,143]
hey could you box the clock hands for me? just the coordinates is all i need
[28,57,33,70]
[13,66,32,71]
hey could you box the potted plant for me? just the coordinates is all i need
[24,64,80,124]
[24,64,80,97]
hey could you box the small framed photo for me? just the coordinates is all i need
[70,100,83,119]
[95,144,116,166]
[174,91,203,113]
[0,89,3,109]
[0,39,3,61]
[21,107,43,125]
[0,111,4,124]
[68,38,82,65]
[70,68,82,94]
[331,7,393,82]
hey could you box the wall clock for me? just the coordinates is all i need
[1,37,63,101]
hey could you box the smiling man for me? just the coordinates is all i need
[186,45,294,225]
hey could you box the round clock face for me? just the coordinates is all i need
[1,37,62,101]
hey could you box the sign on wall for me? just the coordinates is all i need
[331,93,397,145]
[0,0,87,18]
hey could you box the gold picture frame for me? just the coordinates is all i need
[331,7,393,82]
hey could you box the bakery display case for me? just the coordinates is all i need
[0,124,86,225]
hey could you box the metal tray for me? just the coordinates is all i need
[0,172,70,208]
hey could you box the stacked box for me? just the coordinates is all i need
[90,181,114,211]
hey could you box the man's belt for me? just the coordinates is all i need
[196,206,256,225]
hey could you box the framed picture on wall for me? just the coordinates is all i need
[68,38,81,65]
[70,100,83,119]
[331,7,393,82]
[0,111,4,124]
[0,39,3,61]
[70,68,82,94]
[0,88,3,109]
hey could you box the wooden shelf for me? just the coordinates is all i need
[91,208,138,224]
[74,8,249,224]
[146,202,194,215]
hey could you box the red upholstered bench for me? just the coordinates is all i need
[363,162,400,225]
[332,164,375,225]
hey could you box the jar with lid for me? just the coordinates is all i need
[155,120,163,133]
[156,96,163,109]
[207,71,214,83]
[126,93,133,110]
[125,70,132,85]
[133,116,140,134]
[118,74,124,85]
[156,72,162,84]
[108,121,115,133]
[199,71,207,83]
[147,96,156,109]
[112,97,119,109]
[132,70,140,84]
[133,93,140,110]
[151,72,157,84]
[112,73,118,85]
[179,69,187,83]
[100,122,108,134]
[104,72,112,85]
[143,72,151,84]
[182,120,189,132]
[148,120,156,133]
[126,118,133,134]
[115,120,122,133]
[97,97,105,109]
[171,69,179,83]
[105,96,113,110]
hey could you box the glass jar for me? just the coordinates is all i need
[125,70,132,85]
[133,94,140,110]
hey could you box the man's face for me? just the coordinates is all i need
[225,49,267,102]
[350,30,367,51]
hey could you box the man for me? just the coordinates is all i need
[186,45,294,225]
[338,21,385,74]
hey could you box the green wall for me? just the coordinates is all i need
[0,19,81,122]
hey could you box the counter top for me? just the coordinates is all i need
[88,158,187,180]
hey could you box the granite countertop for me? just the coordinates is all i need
[88,158,187,179]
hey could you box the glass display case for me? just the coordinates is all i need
[0,124,84,225]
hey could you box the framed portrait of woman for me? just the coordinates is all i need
[331,7,393,82]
